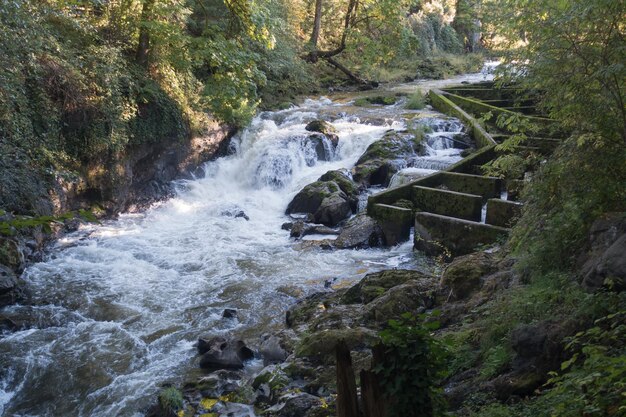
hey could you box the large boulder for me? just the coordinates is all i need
[286,170,359,227]
[364,281,431,325]
[305,120,339,162]
[440,252,497,300]
[334,214,384,249]
[342,269,435,304]
[0,237,24,272]
[581,213,626,291]
[0,265,21,307]
[266,392,323,417]
[352,130,423,186]
[198,337,255,370]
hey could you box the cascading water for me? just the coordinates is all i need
[0,85,481,416]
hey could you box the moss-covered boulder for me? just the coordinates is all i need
[334,214,384,249]
[440,252,497,300]
[364,280,432,325]
[341,269,435,304]
[0,238,24,272]
[352,130,421,186]
[0,265,21,307]
[286,170,359,227]
[305,120,338,137]
[295,327,378,363]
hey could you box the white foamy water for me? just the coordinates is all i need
[0,92,472,416]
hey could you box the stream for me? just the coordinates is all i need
[0,67,495,417]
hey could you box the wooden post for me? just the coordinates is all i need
[360,369,386,417]
[336,340,360,417]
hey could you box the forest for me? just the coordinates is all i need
[0,0,624,416]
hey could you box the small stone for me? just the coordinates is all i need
[222,309,238,319]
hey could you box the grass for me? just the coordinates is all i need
[405,90,427,110]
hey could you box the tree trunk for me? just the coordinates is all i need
[136,0,155,67]
[336,341,360,417]
[309,0,323,57]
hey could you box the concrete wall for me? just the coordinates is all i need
[414,212,509,256]
[437,172,501,198]
[413,186,482,222]
[370,204,413,245]
[486,198,523,228]
[429,90,497,149]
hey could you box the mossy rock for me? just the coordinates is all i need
[295,328,378,363]
[440,252,497,300]
[352,130,420,186]
[342,269,434,304]
[364,281,430,325]
[318,170,359,199]
[353,96,397,106]
[157,387,184,417]
[305,120,338,136]
[286,293,331,328]
[0,238,24,272]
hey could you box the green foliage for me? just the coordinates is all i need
[486,0,626,146]
[374,312,448,417]
[510,139,626,272]
[405,90,427,110]
[538,311,626,417]
[158,387,184,414]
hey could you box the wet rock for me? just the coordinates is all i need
[286,181,352,227]
[286,293,331,328]
[307,134,338,161]
[440,252,497,300]
[198,337,255,370]
[0,238,24,272]
[580,213,626,291]
[276,285,304,298]
[305,120,338,138]
[0,315,18,332]
[334,214,384,249]
[582,234,626,291]
[305,120,340,161]
[492,370,544,401]
[266,392,323,417]
[295,327,378,364]
[342,269,434,304]
[259,335,289,365]
[364,281,430,325]
[221,208,249,221]
[0,265,21,307]
[318,170,360,207]
[281,222,293,231]
[352,130,419,186]
[314,193,352,226]
[222,308,238,319]
[289,221,339,239]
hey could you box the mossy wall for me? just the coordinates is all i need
[414,212,509,256]
[370,204,413,245]
[429,90,497,148]
[486,198,523,228]
[413,186,482,221]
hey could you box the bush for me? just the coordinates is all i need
[374,312,448,417]
[405,90,427,110]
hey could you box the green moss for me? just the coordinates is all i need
[158,387,184,414]
[295,328,378,362]
[353,95,397,107]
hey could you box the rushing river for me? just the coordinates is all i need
[0,68,495,417]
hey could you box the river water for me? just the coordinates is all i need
[0,68,494,417]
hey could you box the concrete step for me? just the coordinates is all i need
[414,212,509,256]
